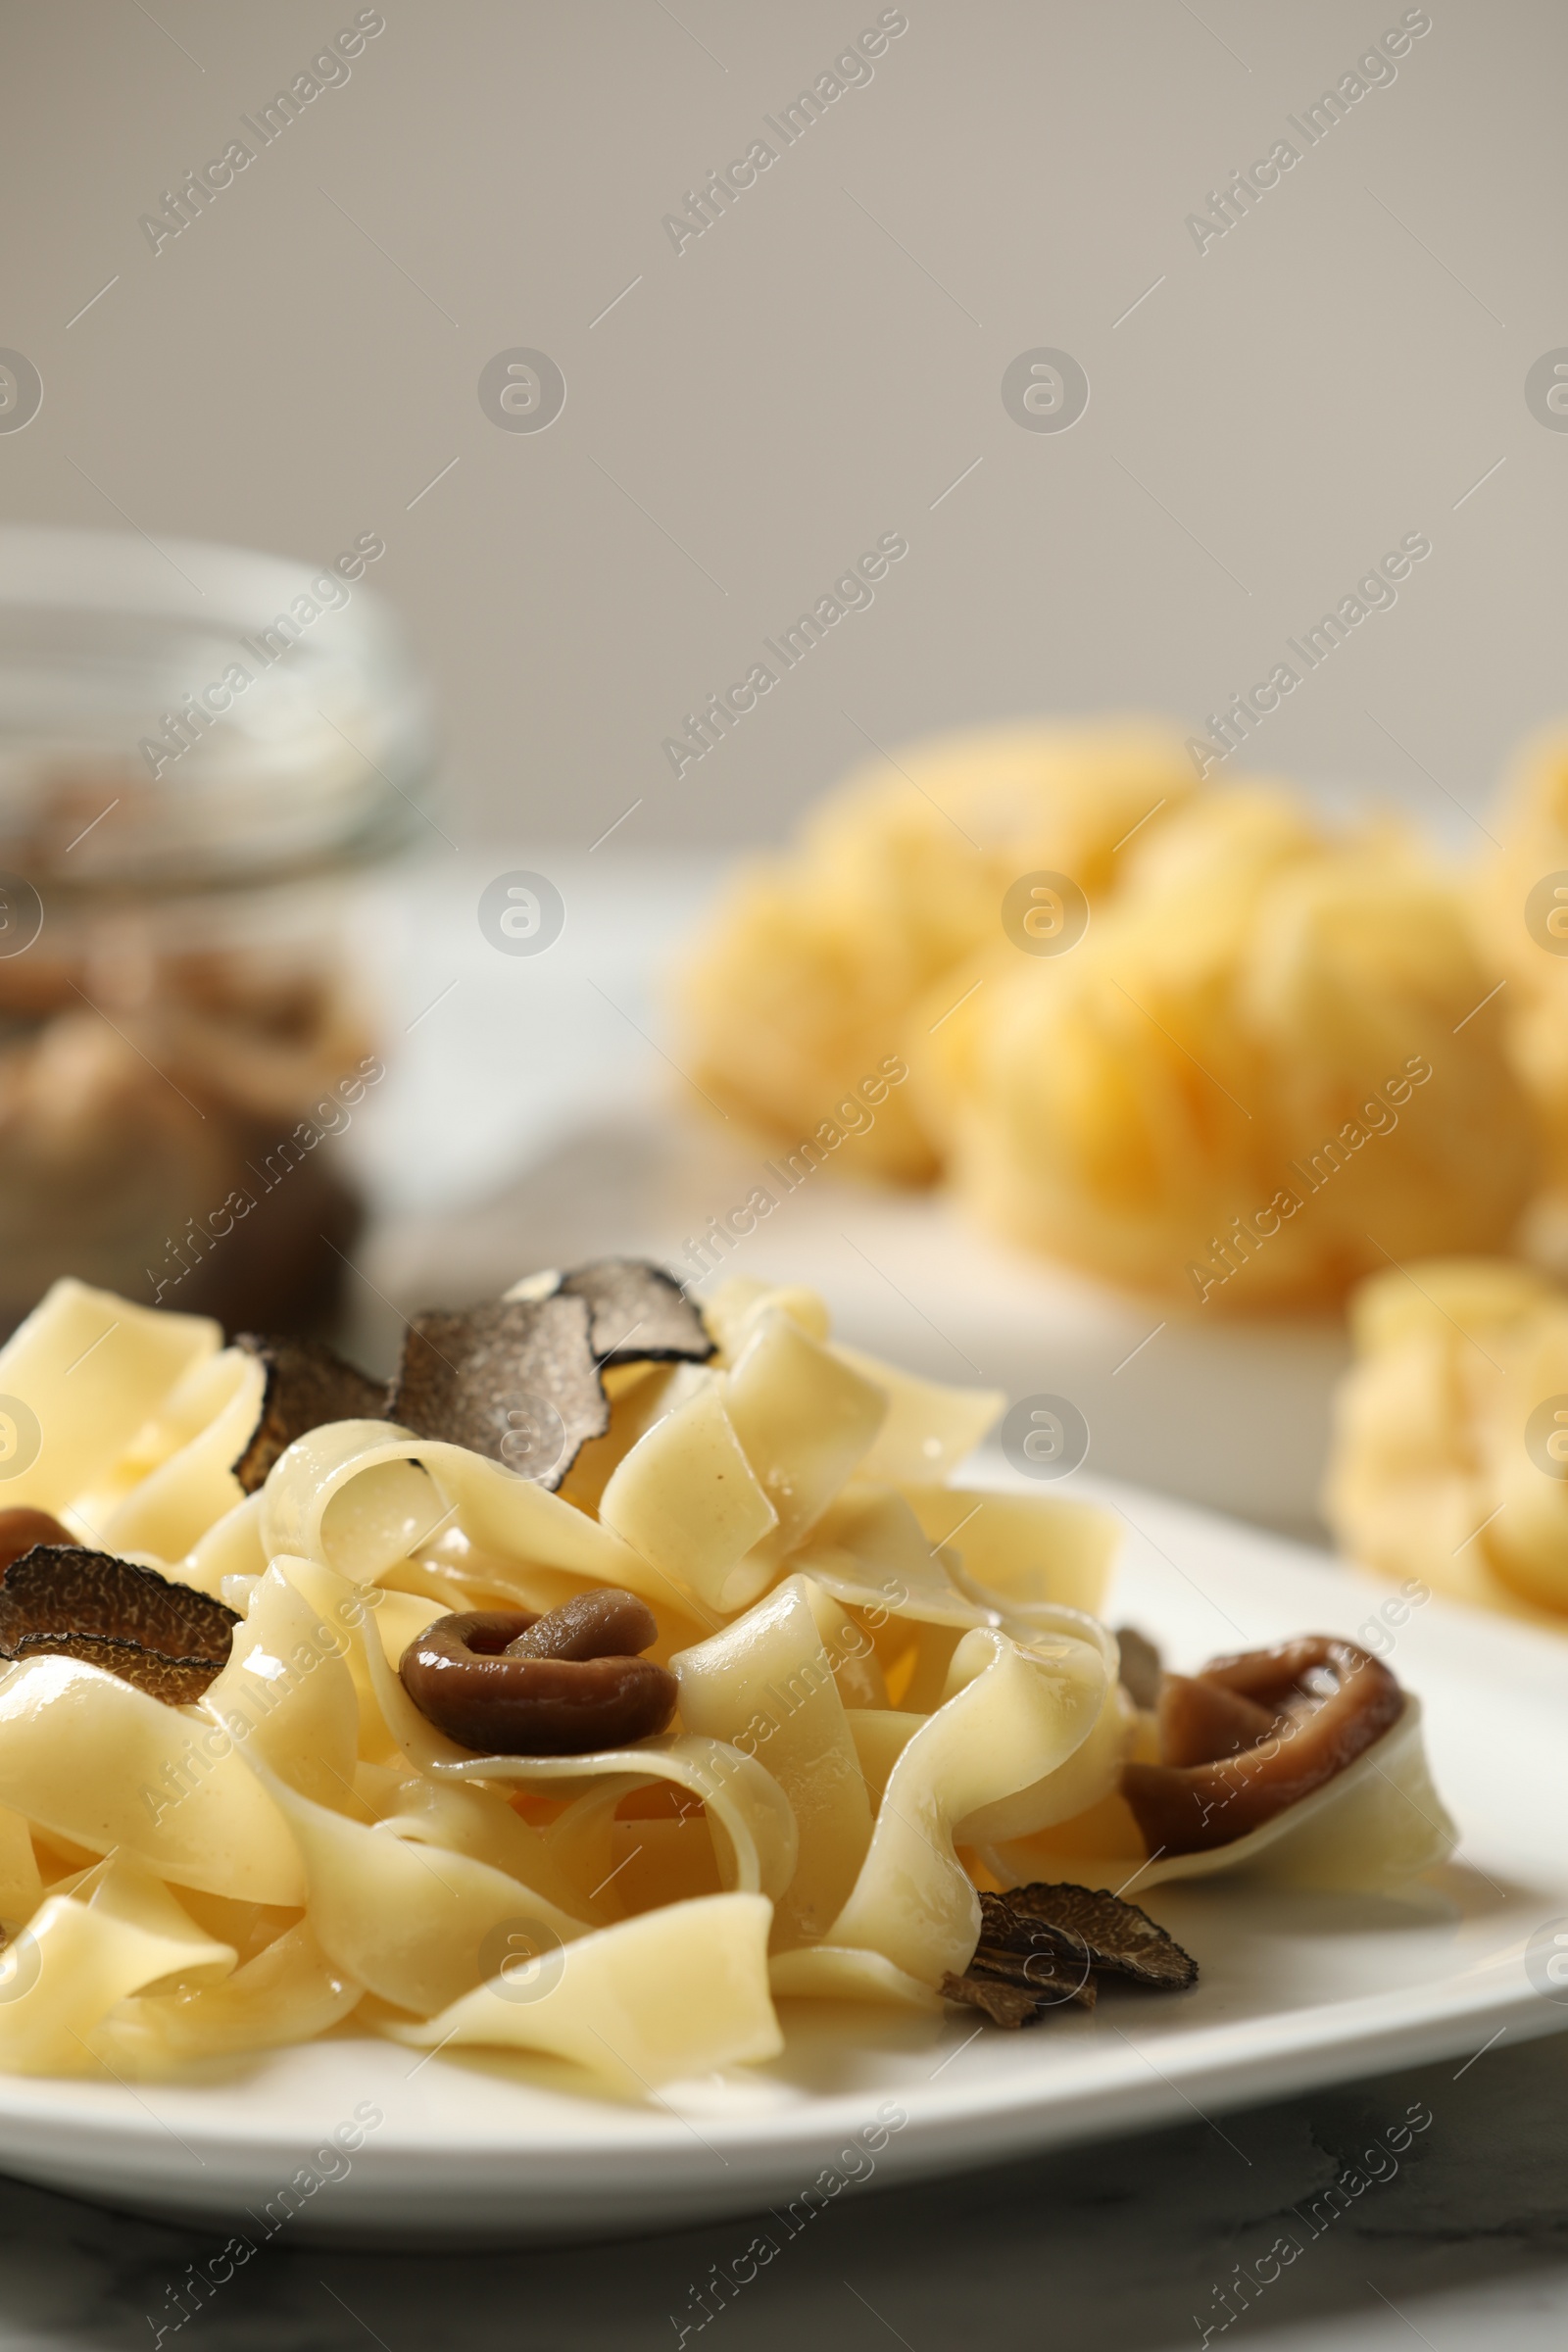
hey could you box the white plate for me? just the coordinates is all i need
[1,1472,1563,2245]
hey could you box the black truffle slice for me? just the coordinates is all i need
[963,1943,1099,2011]
[6,1635,225,1707]
[987,1883,1199,1991]
[957,1891,1099,2017]
[941,1882,1198,2029]
[938,1972,1046,2030]
[386,1296,611,1489]
[0,1545,240,1706]
[230,1334,387,1494]
[556,1259,715,1366]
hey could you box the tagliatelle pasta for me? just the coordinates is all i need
[916,788,1536,1309]
[0,1265,1455,2095]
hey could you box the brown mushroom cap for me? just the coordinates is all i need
[399,1593,676,1756]
[1121,1636,1403,1857]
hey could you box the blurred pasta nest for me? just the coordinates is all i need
[676,726,1538,1312]
[673,723,1198,1183]
[918,786,1536,1309]
[1483,727,1568,1196]
[1326,1258,1568,1623]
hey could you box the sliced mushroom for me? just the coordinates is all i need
[399,1590,677,1755]
[1121,1636,1403,1857]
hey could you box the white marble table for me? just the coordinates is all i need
[6,2026,1565,2350]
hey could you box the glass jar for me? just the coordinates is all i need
[0,523,435,1336]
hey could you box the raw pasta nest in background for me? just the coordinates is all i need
[673,722,1197,1183]
[0,1271,1452,2096]
[916,787,1536,1312]
[1326,1255,1568,1622]
[1483,727,1568,1200]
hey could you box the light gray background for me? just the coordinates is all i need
[2,0,1559,854]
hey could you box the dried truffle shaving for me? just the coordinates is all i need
[1115,1624,1163,1711]
[969,1940,1098,2009]
[939,1972,1043,2030]
[7,1633,223,1705]
[0,1545,240,1706]
[989,1883,1199,1990]
[942,1882,1198,2027]
[387,1296,611,1488]
[556,1259,715,1365]
[0,1545,238,1660]
[230,1334,387,1494]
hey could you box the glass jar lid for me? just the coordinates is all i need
[0,523,436,899]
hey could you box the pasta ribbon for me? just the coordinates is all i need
[384,1892,781,2091]
[825,1626,1106,1983]
[0,1655,303,1903]
[673,1577,874,1948]
[100,1921,360,2071]
[260,1422,672,1606]
[0,1280,218,1514]
[0,1850,234,2074]
[104,1348,266,1564]
[245,1756,588,2017]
